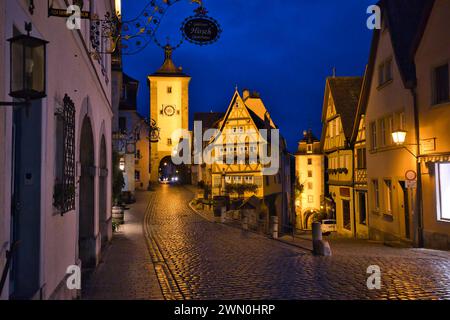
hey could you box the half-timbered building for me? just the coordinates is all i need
[321,77,363,237]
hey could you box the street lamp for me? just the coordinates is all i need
[392,128,424,247]
[392,129,407,145]
[0,23,48,107]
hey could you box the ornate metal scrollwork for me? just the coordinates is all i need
[92,0,219,56]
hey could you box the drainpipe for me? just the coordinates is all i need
[411,87,424,248]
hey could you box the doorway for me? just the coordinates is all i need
[358,192,367,226]
[342,199,351,231]
[78,116,96,268]
[399,181,411,239]
[10,101,42,299]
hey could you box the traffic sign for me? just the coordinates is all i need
[405,170,417,181]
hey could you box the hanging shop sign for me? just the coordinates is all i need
[181,12,222,45]
[48,0,90,19]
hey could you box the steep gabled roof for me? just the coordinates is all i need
[351,66,371,143]
[300,129,320,144]
[244,95,277,128]
[218,90,276,134]
[349,0,435,143]
[376,0,435,88]
[323,77,363,140]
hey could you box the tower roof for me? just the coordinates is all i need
[300,129,319,144]
[151,45,189,77]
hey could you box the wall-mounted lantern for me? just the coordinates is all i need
[119,158,125,171]
[392,129,408,145]
[0,23,48,107]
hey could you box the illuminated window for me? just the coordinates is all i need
[384,179,393,214]
[372,179,380,211]
[244,176,254,184]
[436,163,450,221]
[356,148,367,169]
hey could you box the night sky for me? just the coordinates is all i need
[122,0,375,151]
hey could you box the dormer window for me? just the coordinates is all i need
[307,144,312,153]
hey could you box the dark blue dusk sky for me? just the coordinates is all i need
[122,0,375,151]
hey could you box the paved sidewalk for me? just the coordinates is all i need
[82,192,164,300]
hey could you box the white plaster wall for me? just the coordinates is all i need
[1,0,114,299]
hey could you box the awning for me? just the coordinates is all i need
[419,153,450,163]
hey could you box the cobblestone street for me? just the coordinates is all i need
[84,185,450,300]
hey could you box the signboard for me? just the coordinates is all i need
[181,16,222,45]
[406,180,417,189]
[48,0,90,19]
[420,138,436,153]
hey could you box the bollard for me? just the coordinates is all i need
[271,216,279,239]
[242,215,248,230]
[220,207,226,223]
[312,222,322,241]
[312,221,332,256]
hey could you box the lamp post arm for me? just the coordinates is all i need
[400,145,418,159]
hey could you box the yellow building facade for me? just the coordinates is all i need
[295,130,324,230]
[147,45,191,182]
[210,90,281,199]
[322,77,363,238]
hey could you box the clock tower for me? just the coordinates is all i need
[148,45,191,182]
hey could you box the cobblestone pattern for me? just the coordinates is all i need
[147,185,450,300]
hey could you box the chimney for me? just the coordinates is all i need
[242,88,250,100]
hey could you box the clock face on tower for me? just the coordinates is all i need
[163,105,176,117]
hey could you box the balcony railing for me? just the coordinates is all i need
[355,168,367,184]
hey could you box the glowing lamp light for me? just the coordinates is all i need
[392,130,407,145]
[119,158,125,171]
[115,0,122,17]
